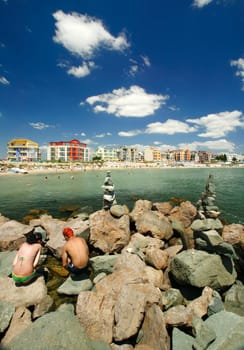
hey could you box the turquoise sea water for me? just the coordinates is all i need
[0,167,243,224]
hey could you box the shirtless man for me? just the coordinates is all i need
[62,227,89,274]
[12,231,42,285]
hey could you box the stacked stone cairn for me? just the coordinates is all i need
[0,174,244,349]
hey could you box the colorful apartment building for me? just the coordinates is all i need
[47,139,89,162]
[7,138,41,162]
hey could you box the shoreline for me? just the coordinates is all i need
[0,162,243,177]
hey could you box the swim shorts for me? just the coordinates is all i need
[68,263,84,274]
[12,271,36,284]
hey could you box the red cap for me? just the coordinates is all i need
[63,227,74,238]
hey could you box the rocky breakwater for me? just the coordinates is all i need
[0,175,244,349]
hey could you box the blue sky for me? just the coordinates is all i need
[0,0,243,159]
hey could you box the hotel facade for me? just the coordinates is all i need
[7,138,41,162]
[47,139,89,162]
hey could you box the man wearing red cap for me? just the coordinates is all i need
[62,227,89,274]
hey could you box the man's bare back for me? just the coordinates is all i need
[13,242,41,276]
[62,236,89,270]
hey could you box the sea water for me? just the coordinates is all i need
[0,167,243,224]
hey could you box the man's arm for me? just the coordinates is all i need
[33,246,41,268]
[62,247,69,268]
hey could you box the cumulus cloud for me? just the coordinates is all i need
[29,122,54,130]
[187,110,244,138]
[0,76,10,85]
[80,138,98,145]
[178,139,235,152]
[86,85,169,117]
[145,119,197,134]
[95,132,112,138]
[53,10,129,59]
[231,57,244,91]
[118,130,142,137]
[80,132,86,136]
[192,0,214,8]
[67,61,95,78]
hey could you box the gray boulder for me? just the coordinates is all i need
[0,301,15,333]
[170,249,237,290]
[90,254,118,277]
[4,304,94,350]
[0,250,16,277]
[57,273,93,295]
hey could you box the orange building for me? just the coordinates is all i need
[47,139,89,162]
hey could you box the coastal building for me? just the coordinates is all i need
[119,146,138,162]
[144,147,162,162]
[47,139,89,162]
[94,147,119,161]
[7,138,41,162]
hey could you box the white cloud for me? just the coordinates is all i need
[67,61,95,78]
[192,0,214,8]
[118,130,142,137]
[53,10,129,59]
[0,76,10,85]
[80,132,86,136]
[29,122,54,130]
[178,139,235,152]
[95,133,110,138]
[187,110,244,138]
[81,138,98,145]
[141,55,151,67]
[145,119,197,134]
[86,85,169,117]
[231,57,244,91]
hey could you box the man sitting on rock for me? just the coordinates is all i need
[12,231,43,285]
[62,227,89,274]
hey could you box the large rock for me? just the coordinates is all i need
[0,276,48,308]
[4,304,94,350]
[169,201,197,228]
[113,282,162,341]
[0,251,17,277]
[135,210,173,240]
[137,304,170,350]
[170,249,237,291]
[89,210,130,253]
[130,200,153,222]
[0,301,15,333]
[1,307,32,346]
[90,255,118,277]
[0,220,30,251]
[204,310,244,349]
[57,274,93,295]
[76,291,115,343]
